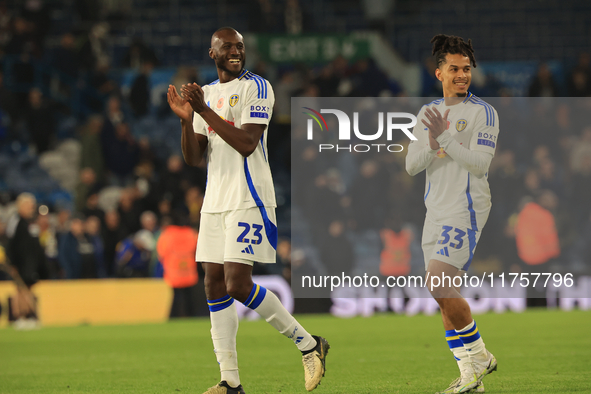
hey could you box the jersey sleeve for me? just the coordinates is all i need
[469,105,499,155]
[240,79,275,125]
[192,87,208,136]
[193,111,207,136]
[405,105,438,176]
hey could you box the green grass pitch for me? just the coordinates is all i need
[1,309,590,393]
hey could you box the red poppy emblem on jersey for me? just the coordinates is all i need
[437,148,447,158]
[216,97,224,109]
[446,120,451,130]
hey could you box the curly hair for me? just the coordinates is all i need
[431,34,477,68]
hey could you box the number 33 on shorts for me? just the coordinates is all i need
[432,224,479,270]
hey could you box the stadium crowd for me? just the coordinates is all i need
[0,0,590,302]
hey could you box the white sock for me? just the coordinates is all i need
[457,320,487,360]
[445,329,471,370]
[244,284,316,352]
[452,346,471,370]
[209,295,240,387]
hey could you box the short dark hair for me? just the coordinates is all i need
[431,34,477,68]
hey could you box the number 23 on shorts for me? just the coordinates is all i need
[236,222,263,245]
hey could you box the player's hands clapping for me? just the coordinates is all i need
[167,85,193,123]
[422,107,450,151]
[181,83,208,114]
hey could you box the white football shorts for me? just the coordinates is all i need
[196,207,277,265]
[421,217,483,271]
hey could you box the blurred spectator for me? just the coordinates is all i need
[156,213,199,318]
[80,115,105,182]
[137,136,157,166]
[537,156,565,198]
[115,229,154,278]
[320,220,354,275]
[284,0,308,34]
[528,63,559,97]
[0,71,12,142]
[129,61,154,118]
[488,150,524,217]
[122,38,159,69]
[313,63,341,97]
[74,0,101,22]
[0,1,12,50]
[5,193,46,327]
[570,152,591,230]
[290,247,319,281]
[81,188,105,224]
[421,57,442,97]
[570,127,591,173]
[538,189,576,254]
[37,213,59,278]
[274,71,299,120]
[87,59,118,111]
[0,219,8,281]
[102,210,126,277]
[157,198,172,218]
[117,188,141,234]
[362,0,394,32]
[26,88,56,153]
[349,58,399,97]
[379,225,412,277]
[184,186,203,227]
[104,95,125,127]
[140,210,158,233]
[78,22,110,71]
[349,160,388,231]
[523,168,542,200]
[55,207,71,239]
[85,215,106,277]
[21,0,51,51]
[135,159,159,209]
[276,238,291,281]
[102,122,139,185]
[52,32,79,80]
[248,0,275,33]
[514,195,560,269]
[171,66,199,89]
[529,105,560,154]
[156,155,193,209]
[75,168,98,212]
[104,0,132,21]
[4,17,34,56]
[59,214,103,279]
[302,172,345,241]
[571,214,591,272]
[567,53,591,97]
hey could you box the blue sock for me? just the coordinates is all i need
[456,320,486,358]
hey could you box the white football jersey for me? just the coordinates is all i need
[408,93,499,230]
[193,69,277,213]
